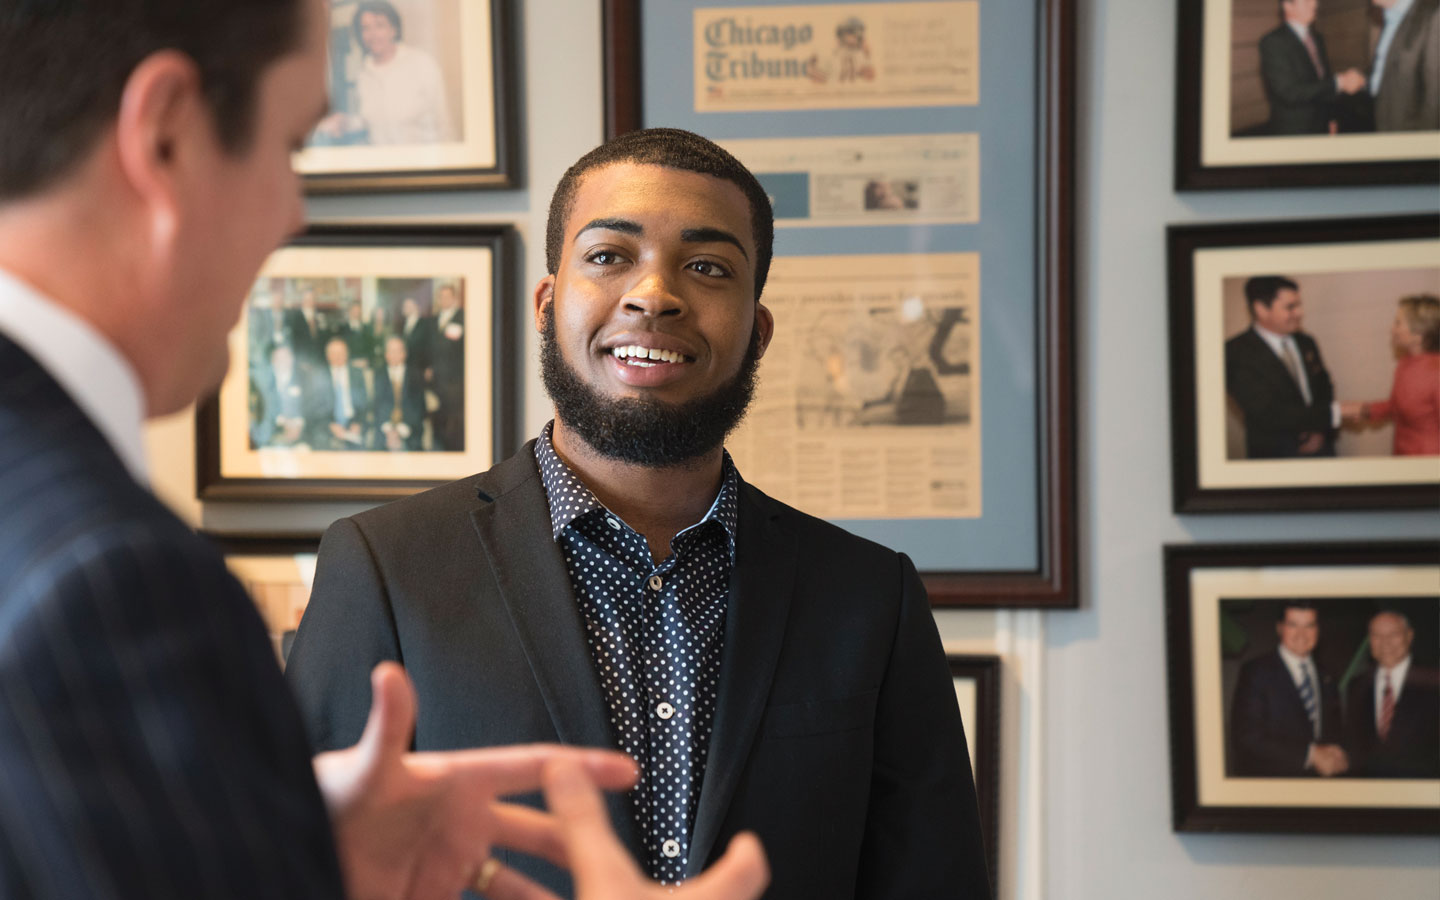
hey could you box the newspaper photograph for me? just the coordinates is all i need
[694,2,979,112]
[721,133,979,227]
[729,253,981,520]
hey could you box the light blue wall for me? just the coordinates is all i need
[1045,1,1440,897]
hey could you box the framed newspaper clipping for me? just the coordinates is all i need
[603,0,1077,607]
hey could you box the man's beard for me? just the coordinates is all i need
[539,312,762,468]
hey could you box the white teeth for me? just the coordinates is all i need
[610,345,686,364]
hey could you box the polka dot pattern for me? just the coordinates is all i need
[535,423,738,885]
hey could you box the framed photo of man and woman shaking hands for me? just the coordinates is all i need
[1168,214,1440,512]
[1176,0,1439,188]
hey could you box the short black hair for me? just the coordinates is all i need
[353,1,403,50]
[1244,275,1299,314]
[544,128,775,301]
[0,0,305,202]
[1276,600,1318,623]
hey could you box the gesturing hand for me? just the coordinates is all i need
[313,662,638,900]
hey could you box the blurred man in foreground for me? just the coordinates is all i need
[0,1,766,897]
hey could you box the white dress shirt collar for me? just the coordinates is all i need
[1277,644,1315,685]
[1376,654,1412,710]
[0,267,149,484]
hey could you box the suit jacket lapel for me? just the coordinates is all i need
[468,449,643,857]
[687,483,798,876]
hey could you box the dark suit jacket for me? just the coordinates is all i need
[315,363,372,450]
[1230,649,1343,776]
[1373,0,1440,131]
[0,333,343,897]
[286,445,991,900]
[372,364,427,450]
[284,307,326,365]
[1259,23,1338,134]
[429,309,466,450]
[1344,664,1440,778]
[251,363,325,448]
[1225,328,1336,458]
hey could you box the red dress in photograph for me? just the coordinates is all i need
[1368,352,1440,456]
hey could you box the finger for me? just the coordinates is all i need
[488,802,567,868]
[356,661,417,776]
[679,832,769,900]
[478,860,565,900]
[410,745,638,797]
[543,758,640,884]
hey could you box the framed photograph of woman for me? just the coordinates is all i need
[196,224,517,501]
[1168,215,1440,511]
[1165,542,1440,834]
[1176,0,1440,189]
[296,0,516,192]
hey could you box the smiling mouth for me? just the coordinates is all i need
[609,345,694,368]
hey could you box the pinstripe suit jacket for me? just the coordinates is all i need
[0,333,344,898]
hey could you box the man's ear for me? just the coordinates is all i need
[754,302,775,359]
[113,50,207,254]
[533,275,555,333]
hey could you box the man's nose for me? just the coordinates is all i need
[621,270,685,317]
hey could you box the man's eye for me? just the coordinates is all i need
[586,251,622,265]
[689,260,731,278]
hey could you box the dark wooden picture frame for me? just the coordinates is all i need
[1168,214,1440,512]
[206,533,323,666]
[299,0,519,193]
[1164,542,1440,834]
[949,654,1001,897]
[197,224,518,502]
[1175,0,1440,190]
[602,0,1078,609]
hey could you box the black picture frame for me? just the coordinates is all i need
[300,0,519,193]
[1168,214,1440,512]
[1175,0,1440,190]
[602,0,1078,609]
[949,654,1001,897]
[197,223,518,502]
[1164,541,1440,834]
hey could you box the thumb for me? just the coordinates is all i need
[682,832,769,900]
[357,661,417,777]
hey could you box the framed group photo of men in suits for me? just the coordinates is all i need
[1164,542,1440,834]
[197,224,517,502]
[1175,0,1440,189]
[1168,215,1440,512]
[295,0,517,192]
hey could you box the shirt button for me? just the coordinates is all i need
[605,516,621,530]
[648,574,663,591]
[662,839,682,858]
[656,702,675,720]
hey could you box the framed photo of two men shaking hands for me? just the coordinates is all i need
[1164,542,1440,834]
[1176,0,1440,189]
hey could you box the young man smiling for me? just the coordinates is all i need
[288,128,990,899]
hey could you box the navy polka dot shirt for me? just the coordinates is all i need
[535,423,738,884]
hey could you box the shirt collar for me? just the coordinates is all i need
[1380,655,1412,686]
[1383,0,1415,24]
[1252,323,1295,355]
[1277,644,1313,676]
[0,267,149,485]
[534,421,741,553]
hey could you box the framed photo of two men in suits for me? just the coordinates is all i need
[1168,215,1440,512]
[196,224,517,502]
[1175,0,1440,189]
[1165,542,1440,834]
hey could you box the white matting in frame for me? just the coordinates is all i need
[216,242,494,483]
